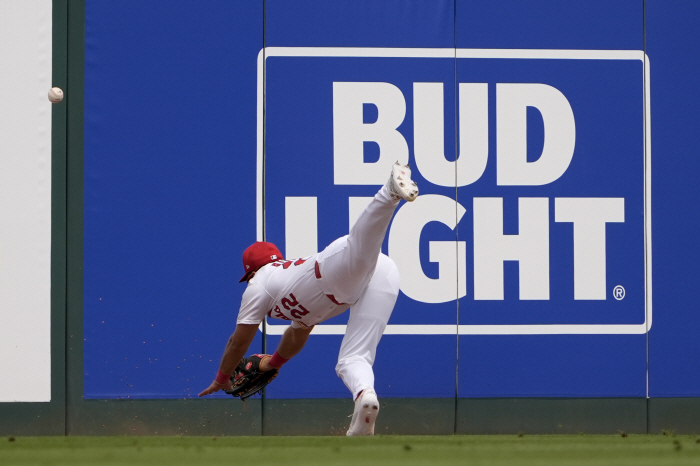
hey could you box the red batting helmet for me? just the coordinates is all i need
[239,242,283,282]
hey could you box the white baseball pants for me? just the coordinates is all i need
[315,185,401,399]
[335,254,399,400]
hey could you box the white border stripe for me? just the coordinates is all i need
[258,47,651,336]
[264,47,645,61]
[265,46,455,58]
[263,322,648,335]
[457,48,645,61]
[644,54,653,333]
[256,49,265,241]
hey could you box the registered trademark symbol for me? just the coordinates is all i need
[613,285,625,300]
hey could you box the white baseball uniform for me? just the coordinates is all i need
[236,184,401,399]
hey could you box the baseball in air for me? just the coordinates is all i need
[48,87,64,103]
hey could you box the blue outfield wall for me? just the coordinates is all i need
[455,0,646,398]
[83,0,700,400]
[83,1,263,399]
[646,0,700,397]
[262,0,458,400]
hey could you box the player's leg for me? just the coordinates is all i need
[336,254,399,436]
[317,162,417,304]
[336,255,399,398]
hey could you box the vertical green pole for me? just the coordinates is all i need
[65,0,85,435]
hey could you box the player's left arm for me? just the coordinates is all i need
[198,323,259,397]
[258,324,314,371]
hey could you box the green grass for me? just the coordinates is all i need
[1,435,700,466]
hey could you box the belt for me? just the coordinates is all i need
[315,261,347,306]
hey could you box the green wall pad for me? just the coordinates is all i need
[457,398,647,434]
[66,399,261,436]
[648,398,700,435]
[263,398,456,436]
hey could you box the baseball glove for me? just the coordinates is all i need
[224,354,279,400]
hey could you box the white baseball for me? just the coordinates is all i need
[48,87,64,103]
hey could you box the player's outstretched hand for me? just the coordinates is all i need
[198,379,232,397]
[224,355,279,400]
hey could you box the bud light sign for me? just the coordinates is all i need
[260,48,651,336]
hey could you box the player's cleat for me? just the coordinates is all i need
[346,388,379,436]
[386,161,418,202]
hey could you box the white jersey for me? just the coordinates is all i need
[234,177,411,402]
[236,256,348,329]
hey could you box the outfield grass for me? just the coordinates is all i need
[1,434,699,466]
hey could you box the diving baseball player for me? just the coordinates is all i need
[199,161,418,436]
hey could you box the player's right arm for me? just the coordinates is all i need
[198,282,270,397]
[217,323,259,375]
[197,323,259,397]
